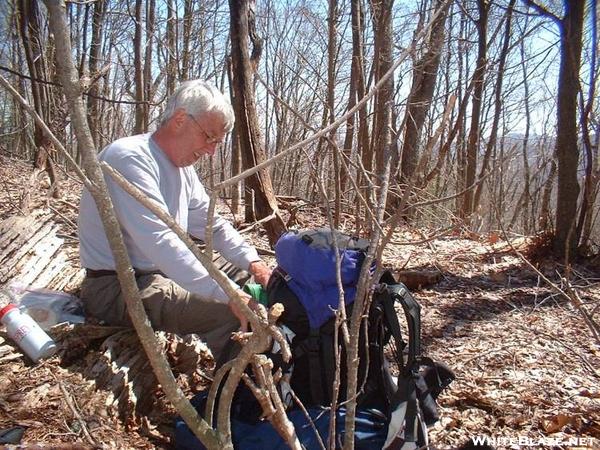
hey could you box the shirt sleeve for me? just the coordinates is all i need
[103,152,239,303]
[186,169,260,270]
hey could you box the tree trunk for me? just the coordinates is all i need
[327,0,341,227]
[133,0,145,133]
[87,0,105,148]
[399,0,449,214]
[400,0,449,178]
[575,1,598,251]
[166,0,177,96]
[539,158,557,231]
[552,1,584,258]
[226,58,242,218]
[370,0,394,180]
[461,0,488,220]
[229,0,286,246]
[16,0,61,206]
[143,0,155,129]
[472,0,515,213]
[350,0,369,235]
[181,0,193,80]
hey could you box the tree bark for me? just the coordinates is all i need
[17,0,61,204]
[133,0,145,133]
[229,0,286,245]
[370,0,394,180]
[461,0,488,220]
[399,0,449,214]
[575,1,598,251]
[327,0,341,228]
[350,0,370,234]
[552,1,584,258]
[180,0,193,81]
[400,0,449,181]
[87,0,105,148]
[166,0,177,96]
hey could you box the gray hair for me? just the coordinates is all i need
[159,80,235,131]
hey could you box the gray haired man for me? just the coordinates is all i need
[78,80,271,361]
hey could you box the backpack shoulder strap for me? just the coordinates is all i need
[386,283,421,372]
[295,328,326,406]
[376,271,421,374]
[378,271,423,447]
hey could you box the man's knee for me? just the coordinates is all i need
[80,275,129,326]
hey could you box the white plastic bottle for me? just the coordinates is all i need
[0,303,57,362]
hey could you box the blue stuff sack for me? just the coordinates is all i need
[274,228,370,329]
[174,391,387,450]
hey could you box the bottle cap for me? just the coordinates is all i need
[0,304,17,321]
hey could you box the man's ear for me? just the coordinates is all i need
[170,109,188,131]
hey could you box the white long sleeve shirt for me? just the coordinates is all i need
[78,133,259,302]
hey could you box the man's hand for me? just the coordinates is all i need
[248,260,272,288]
[229,290,259,332]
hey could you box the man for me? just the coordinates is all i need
[78,80,271,361]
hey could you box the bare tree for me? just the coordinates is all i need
[399,0,450,215]
[86,0,105,148]
[524,1,585,258]
[460,0,489,220]
[16,0,61,207]
[229,0,286,244]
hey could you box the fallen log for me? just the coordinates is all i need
[394,269,443,290]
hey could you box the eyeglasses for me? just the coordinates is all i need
[187,114,224,145]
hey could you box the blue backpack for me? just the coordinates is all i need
[266,229,454,444]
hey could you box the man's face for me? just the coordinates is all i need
[175,110,227,167]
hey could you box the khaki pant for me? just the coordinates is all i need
[80,258,249,362]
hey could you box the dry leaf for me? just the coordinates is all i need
[542,414,577,433]
[487,232,500,244]
[579,389,600,399]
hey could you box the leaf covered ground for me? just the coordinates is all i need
[0,156,599,449]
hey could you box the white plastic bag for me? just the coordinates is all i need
[8,282,85,330]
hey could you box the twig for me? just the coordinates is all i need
[1,178,25,215]
[243,355,301,450]
[238,211,277,234]
[204,359,236,426]
[390,226,455,245]
[494,210,600,345]
[47,204,77,230]
[100,162,260,329]
[55,378,97,446]
[289,390,327,450]
[531,329,600,379]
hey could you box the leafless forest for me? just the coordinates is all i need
[0,0,597,256]
[0,0,599,449]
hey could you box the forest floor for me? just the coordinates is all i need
[0,155,599,449]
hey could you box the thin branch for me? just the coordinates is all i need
[100,162,260,329]
[0,64,159,106]
[521,0,562,27]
